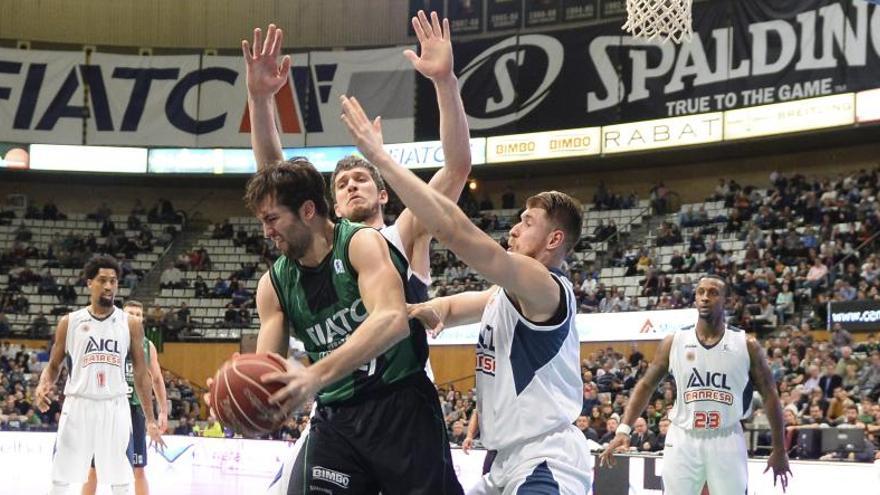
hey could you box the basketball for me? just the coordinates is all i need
[211,353,289,437]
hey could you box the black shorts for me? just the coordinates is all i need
[288,372,462,495]
[127,404,147,468]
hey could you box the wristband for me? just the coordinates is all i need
[615,423,632,436]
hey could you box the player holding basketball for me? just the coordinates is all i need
[82,300,168,495]
[35,256,165,495]
[243,10,471,317]
[341,97,592,493]
[599,275,791,494]
[243,161,462,494]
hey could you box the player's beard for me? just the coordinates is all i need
[345,201,380,224]
[698,305,722,324]
[97,294,114,308]
[282,231,311,260]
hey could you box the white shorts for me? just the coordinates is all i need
[52,396,133,485]
[661,422,748,495]
[467,425,593,495]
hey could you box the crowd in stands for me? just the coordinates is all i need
[576,169,880,332]
[3,167,880,461]
[0,341,212,436]
[0,200,182,337]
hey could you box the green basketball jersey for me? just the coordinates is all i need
[125,338,151,406]
[269,219,428,406]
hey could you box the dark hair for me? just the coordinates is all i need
[123,300,143,310]
[243,159,330,217]
[330,156,386,198]
[83,255,121,280]
[697,274,729,296]
[525,191,583,252]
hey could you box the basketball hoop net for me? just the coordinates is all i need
[622,0,693,44]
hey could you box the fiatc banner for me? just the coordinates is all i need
[416,0,880,137]
[0,47,85,145]
[828,299,880,332]
[2,46,415,147]
[85,53,203,146]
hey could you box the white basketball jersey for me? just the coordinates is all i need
[64,306,130,399]
[380,224,432,287]
[381,223,435,382]
[668,325,753,431]
[476,270,582,451]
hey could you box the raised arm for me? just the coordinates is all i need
[148,341,169,432]
[599,334,673,467]
[748,336,791,491]
[341,96,559,320]
[264,228,410,411]
[255,270,289,355]
[242,24,289,168]
[395,11,472,252]
[34,315,68,412]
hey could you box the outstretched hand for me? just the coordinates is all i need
[147,422,167,453]
[598,434,630,468]
[764,448,792,492]
[261,353,319,417]
[34,382,51,413]
[340,95,388,165]
[242,24,291,100]
[461,436,475,455]
[408,303,445,338]
[404,10,454,83]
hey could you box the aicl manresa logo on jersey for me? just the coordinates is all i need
[458,35,563,130]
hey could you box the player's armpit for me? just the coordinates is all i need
[41,316,69,378]
[348,228,409,342]
[46,315,69,370]
[642,334,674,387]
[255,271,288,355]
[620,334,673,427]
[746,337,776,396]
[441,229,560,320]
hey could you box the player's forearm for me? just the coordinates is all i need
[466,410,479,438]
[433,76,471,195]
[372,152,468,247]
[249,95,284,169]
[621,381,655,427]
[308,309,409,388]
[38,363,61,388]
[763,394,786,451]
[420,296,454,325]
[152,379,168,415]
[438,291,487,327]
[135,376,156,423]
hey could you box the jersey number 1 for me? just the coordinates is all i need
[693,411,721,430]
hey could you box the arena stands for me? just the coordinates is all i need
[1,166,879,461]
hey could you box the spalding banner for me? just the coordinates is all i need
[416,0,880,137]
[0,45,415,147]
